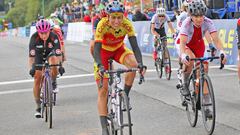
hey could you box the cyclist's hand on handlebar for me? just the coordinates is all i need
[138,64,147,75]
[219,50,227,69]
[29,66,35,77]
[98,65,105,77]
[181,53,190,66]
[59,66,65,76]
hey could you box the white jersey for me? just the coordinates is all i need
[151,14,170,29]
[176,11,188,32]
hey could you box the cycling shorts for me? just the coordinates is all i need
[94,45,133,80]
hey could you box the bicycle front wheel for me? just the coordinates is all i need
[155,58,163,79]
[186,74,198,127]
[163,48,171,80]
[119,91,132,135]
[46,77,53,129]
[200,75,216,135]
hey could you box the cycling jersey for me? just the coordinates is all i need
[151,14,170,29]
[29,32,61,70]
[175,17,217,57]
[176,11,188,32]
[95,17,135,51]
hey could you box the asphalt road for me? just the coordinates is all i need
[0,37,240,135]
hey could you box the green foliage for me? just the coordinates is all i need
[5,0,71,28]
[6,0,28,27]
[25,0,41,25]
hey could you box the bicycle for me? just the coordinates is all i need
[99,59,146,135]
[154,36,171,80]
[176,54,224,135]
[35,55,63,129]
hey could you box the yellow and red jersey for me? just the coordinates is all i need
[95,17,135,51]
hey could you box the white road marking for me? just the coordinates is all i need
[0,82,96,95]
[0,65,237,86]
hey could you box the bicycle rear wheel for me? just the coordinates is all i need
[163,48,171,80]
[200,75,215,135]
[186,74,198,127]
[46,77,53,129]
[119,91,132,135]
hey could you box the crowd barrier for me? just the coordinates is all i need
[0,19,238,65]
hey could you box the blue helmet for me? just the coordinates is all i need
[105,1,125,14]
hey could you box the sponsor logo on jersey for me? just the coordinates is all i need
[36,45,43,48]
[56,49,61,55]
[54,39,58,44]
[30,50,35,56]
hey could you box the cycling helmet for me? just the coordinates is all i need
[156,7,165,15]
[187,0,207,16]
[36,19,51,33]
[105,1,125,14]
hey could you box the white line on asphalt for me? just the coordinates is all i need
[0,82,96,95]
[0,65,237,86]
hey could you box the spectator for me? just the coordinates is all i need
[171,6,180,22]
[83,10,91,22]
[132,8,147,21]
[143,9,151,20]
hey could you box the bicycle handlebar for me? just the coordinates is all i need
[186,55,225,69]
[98,67,146,88]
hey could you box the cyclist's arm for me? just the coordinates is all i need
[52,33,62,63]
[210,32,224,51]
[93,42,103,66]
[28,35,36,68]
[151,23,159,37]
[179,34,188,56]
[128,36,143,65]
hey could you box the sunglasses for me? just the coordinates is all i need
[158,15,165,17]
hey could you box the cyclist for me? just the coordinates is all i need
[151,7,176,62]
[89,9,107,57]
[179,0,226,97]
[175,0,216,63]
[237,18,240,84]
[28,19,62,118]
[93,1,146,135]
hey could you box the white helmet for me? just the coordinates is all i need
[156,7,165,15]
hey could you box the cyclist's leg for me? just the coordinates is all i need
[114,46,137,97]
[181,48,195,96]
[33,54,43,117]
[153,28,161,60]
[49,55,60,92]
[94,49,111,135]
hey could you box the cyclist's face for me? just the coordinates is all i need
[158,14,165,20]
[191,15,204,27]
[38,31,50,41]
[109,13,123,28]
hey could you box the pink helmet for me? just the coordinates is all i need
[36,19,51,33]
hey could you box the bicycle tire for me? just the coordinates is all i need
[44,78,48,123]
[47,77,53,129]
[107,89,118,135]
[155,57,163,79]
[200,75,215,135]
[186,74,198,127]
[163,47,171,80]
[119,91,132,135]
[53,93,56,106]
